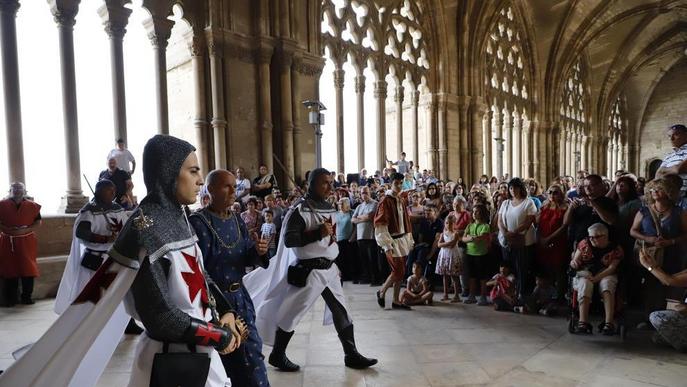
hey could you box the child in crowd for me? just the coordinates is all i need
[487,262,516,311]
[436,214,462,302]
[401,262,434,305]
[514,275,557,316]
[462,204,492,305]
[260,210,278,258]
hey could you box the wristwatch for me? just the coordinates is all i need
[648,266,653,272]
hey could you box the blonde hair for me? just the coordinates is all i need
[645,178,680,204]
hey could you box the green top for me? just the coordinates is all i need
[465,222,491,256]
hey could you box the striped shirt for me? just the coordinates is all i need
[660,143,687,193]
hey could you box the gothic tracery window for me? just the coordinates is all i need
[484,4,533,179]
[558,57,589,176]
[607,95,626,176]
[320,0,430,172]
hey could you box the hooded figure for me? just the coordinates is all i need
[244,168,377,372]
[0,135,238,387]
[53,179,131,387]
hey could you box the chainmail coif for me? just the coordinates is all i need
[109,134,197,267]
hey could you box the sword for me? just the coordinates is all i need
[82,174,95,196]
[271,153,336,245]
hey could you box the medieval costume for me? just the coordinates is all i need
[0,135,238,387]
[189,207,270,386]
[244,168,377,372]
[0,192,41,306]
[52,179,131,387]
[374,186,414,308]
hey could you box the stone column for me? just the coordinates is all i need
[581,134,588,172]
[491,107,502,179]
[512,110,522,178]
[49,0,88,213]
[355,74,365,170]
[291,59,303,181]
[98,0,131,143]
[424,95,437,172]
[503,108,512,176]
[458,97,469,180]
[483,111,492,176]
[394,85,404,157]
[572,132,579,173]
[143,10,174,135]
[189,34,209,174]
[565,131,572,176]
[470,99,487,183]
[522,119,531,178]
[280,49,295,188]
[437,96,448,180]
[374,80,387,171]
[410,89,419,167]
[257,46,273,171]
[333,67,345,173]
[0,0,24,184]
[207,38,227,169]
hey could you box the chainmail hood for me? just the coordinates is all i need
[80,179,121,214]
[109,135,197,268]
[304,167,334,210]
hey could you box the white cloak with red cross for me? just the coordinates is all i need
[0,244,230,387]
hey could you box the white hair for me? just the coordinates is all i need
[338,197,351,207]
[587,223,608,236]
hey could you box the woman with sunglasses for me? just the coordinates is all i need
[630,178,687,326]
[535,184,570,300]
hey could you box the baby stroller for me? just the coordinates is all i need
[566,266,628,339]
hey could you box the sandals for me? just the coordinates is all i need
[574,321,593,334]
[601,322,616,336]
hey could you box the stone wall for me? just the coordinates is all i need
[638,59,687,176]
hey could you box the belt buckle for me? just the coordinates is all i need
[228,282,241,292]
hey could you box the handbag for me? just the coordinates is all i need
[150,342,211,387]
[80,249,105,271]
[287,263,311,287]
[634,206,666,266]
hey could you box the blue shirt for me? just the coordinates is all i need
[336,211,353,242]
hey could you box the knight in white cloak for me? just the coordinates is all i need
[0,135,244,387]
[52,179,132,387]
[243,168,377,372]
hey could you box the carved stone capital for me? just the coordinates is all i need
[207,35,222,57]
[189,35,205,57]
[394,87,404,103]
[0,0,20,15]
[354,75,366,94]
[294,58,324,77]
[410,90,420,105]
[256,46,274,65]
[49,0,80,28]
[143,16,174,50]
[280,49,294,72]
[374,81,387,99]
[333,69,345,90]
[98,0,132,39]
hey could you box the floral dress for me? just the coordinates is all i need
[436,230,462,275]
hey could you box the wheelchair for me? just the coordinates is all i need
[566,266,628,339]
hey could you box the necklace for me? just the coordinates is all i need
[653,202,669,217]
[201,210,242,250]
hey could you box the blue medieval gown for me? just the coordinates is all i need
[189,209,270,387]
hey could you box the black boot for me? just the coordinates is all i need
[124,318,144,335]
[268,328,300,372]
[2,278,18,307]
[20,277,34,305]
[338,324,377,369]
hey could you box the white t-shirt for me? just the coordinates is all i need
[236,178,251,202]
[497,198,538,247]
[108,148,135,173]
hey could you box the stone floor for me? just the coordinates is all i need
[1,284,686,386]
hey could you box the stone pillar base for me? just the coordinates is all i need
[59,194,89,214]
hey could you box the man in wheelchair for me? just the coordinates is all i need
[570,223,624,335]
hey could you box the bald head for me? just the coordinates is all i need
[205,169,236,212]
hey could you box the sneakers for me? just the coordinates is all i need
[376,291,385,308]
[463,296,477,304]
[513,306,525,313]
